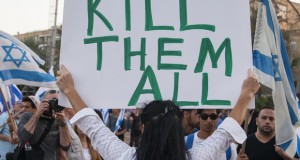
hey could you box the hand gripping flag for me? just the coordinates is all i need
[0,30,56,87]
[253,0,300,157]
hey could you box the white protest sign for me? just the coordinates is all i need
[60,0,253,109]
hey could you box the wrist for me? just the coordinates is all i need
[58,121,66,127]
[64,88,76,97]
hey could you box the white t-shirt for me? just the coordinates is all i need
[185,132,238,160]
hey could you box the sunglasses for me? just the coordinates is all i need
[199,113,218,120]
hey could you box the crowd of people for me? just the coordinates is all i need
[0,65,297,160]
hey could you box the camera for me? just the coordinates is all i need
[42,98,65,117]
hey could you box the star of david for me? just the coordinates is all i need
[272,54,282,81]
[2,43,30,68]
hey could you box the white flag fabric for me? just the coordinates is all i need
[0,30,56,87]
[253,0,300,157]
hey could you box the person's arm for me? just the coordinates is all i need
[22,101,49,135]
[275,146,294,160]
[189,69,260,160]
[7,118,19,144]
[0,134,12,142]
[57,65,136,159]
[56,65,87,113]
[56,112,71,151]
[228,69,260,125]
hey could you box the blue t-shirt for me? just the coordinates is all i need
[0,112,15,160]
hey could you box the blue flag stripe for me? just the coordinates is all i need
[279,139,293,151]
[261,0,275,35]
[253,50,274,77]
[11,85,22,100]
[253,0,300,156]
[280,33,297,98]
[287,99,299,124]
[0,70,56,82]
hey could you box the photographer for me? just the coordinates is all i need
[17,92,71,160]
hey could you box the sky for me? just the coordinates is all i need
[0,0,64,35]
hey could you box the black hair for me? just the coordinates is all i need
[22,96,37,109]
[197,109,222,115]
[137,100,186,160]
[93,109,103,120]
[258,106,274,117]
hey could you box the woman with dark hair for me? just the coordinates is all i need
[56,65,260,160]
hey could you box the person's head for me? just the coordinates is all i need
[93,109,103,120]
[138,100,185,160]
[134,109,140,115]
[181,109,200,135]
[256,107,275,137]
[112,109,120,115]
[197,109,220,135]
[74,123,102,159]
[22,96,40,113]
[13,101,24,119]
[43,89,59,100]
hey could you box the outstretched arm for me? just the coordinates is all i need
[56,65,136,160]
[229,69,260,125]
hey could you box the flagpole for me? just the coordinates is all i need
[0,86,18,133]
[0,108,24,129]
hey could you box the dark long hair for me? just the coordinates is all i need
[137,100,186,160]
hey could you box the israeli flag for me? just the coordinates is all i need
[0,84,22,112]
[0,92,4,112]
[99,108,110,125]
[8,84,23,106]
[114,109,125,133]
[253,0,300,157]
[0,30,56,87]
[35,66,56,101]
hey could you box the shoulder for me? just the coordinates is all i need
[19,112,34,122]
[246,133,256,141]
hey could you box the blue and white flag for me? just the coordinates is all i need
[99,108,110,125]
[8,84,23,106]
[0,84,9,112]
[0,92,4,112]
[0,84,22,112]
[35,66,57,101]
[0,30,56,87]
[114,109,125,133]
[253,0,300,157]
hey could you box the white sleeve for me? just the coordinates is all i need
[188,117,246,160]
[230,143,238,160]
[70,108,136,160]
